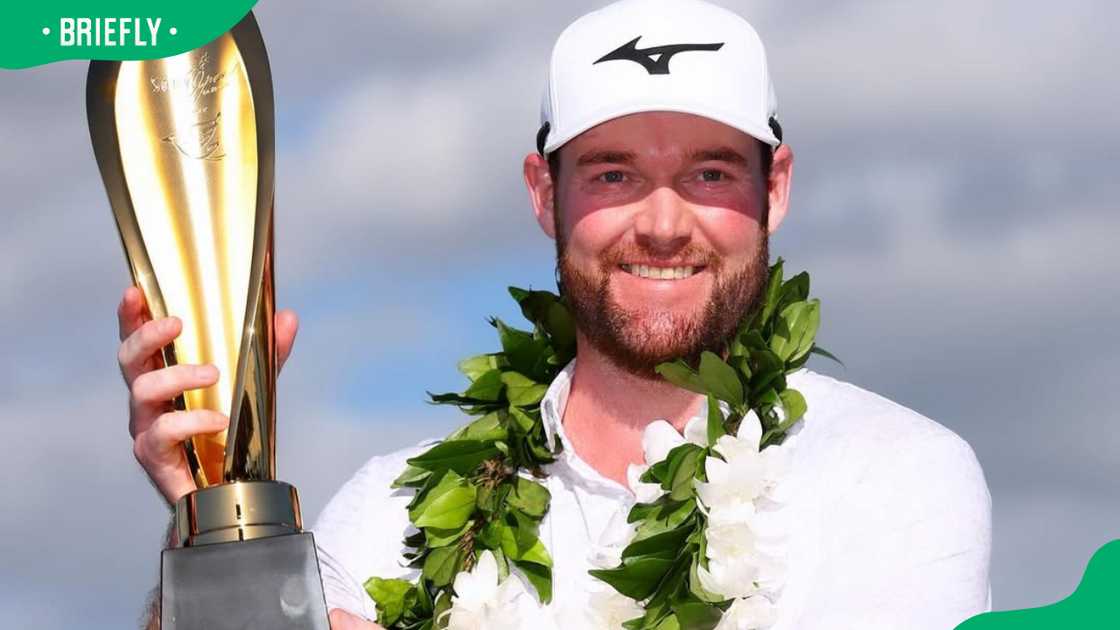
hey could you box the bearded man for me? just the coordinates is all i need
[119,1,991,628]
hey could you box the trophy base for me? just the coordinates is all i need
[161,532,330,630]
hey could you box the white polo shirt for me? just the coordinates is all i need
[313,363,992,628]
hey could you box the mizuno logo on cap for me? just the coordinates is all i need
[593,36,724,75]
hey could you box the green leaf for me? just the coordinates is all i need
[640,457,671,485]
[789,299,821,363]
[664,443,704,501]
[673,601,722,629]
[406,440,500,475]
[507,476,551,519]
[518,537,553,567]
[508,405,536,434]
[454,410,508,439]
[739,329,768,352]
[698,351,744,407]
[652,614,682,630]
[423,519,474,547]
[514,558,554,604]
[422,545,462,587]
[622,522,694,561]
[390,464,431,489]
[545,301,577,351]
[779,388,807,424]
[809,344,844,366]
[779,271,810,305]
[495,319,551,378]
[478,519,516,557]
[631,497,697,540]
[501,371,548,407]
[589,556,676,600]
[409,470,477,530]
[463,368,505,401]
[363,577,415,626]
[705,393,725,446]
[759,258,785,326]
[748,350,784,394]
[770,300,820,363]
[509,509,545,558]
[655,360,707,395]
[729,354,752,380]
[457,353,500,381]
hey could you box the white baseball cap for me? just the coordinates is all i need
[537,0,781,155]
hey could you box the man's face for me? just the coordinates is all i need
[535,111,789,376]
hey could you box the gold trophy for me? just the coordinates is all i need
[87,13,329,629]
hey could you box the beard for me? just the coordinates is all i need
[557,228,769,378]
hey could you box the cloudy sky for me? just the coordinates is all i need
[1,1,1116,627]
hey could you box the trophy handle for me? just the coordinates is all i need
[221,13,277,484]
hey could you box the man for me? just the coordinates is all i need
[120,1,991,628]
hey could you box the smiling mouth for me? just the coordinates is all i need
[619,263,703,280]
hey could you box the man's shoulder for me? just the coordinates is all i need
[790,367,971,453]
[788,368,989,508]
[313,437,437,528]
[311,437,440,582]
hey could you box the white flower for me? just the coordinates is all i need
[584,587,646,629]
[626,463,663,504]
[697,519,765,599]
[641,417,706,464]
[697,410,795,512]
[641,419,684,463]
[683,412,709,446]
[713,595,778,630]
[696,411,767,510]
[443,550,538,630]
[694,410,794,601]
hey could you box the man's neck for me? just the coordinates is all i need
[561,335,705,488]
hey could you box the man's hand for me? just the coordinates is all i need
[117,286,299,506]
[329,609,384,629]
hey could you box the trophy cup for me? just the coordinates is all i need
[86,13,330,629]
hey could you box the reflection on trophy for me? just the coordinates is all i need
[87,13,329,629]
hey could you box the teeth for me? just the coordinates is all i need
[620,264,697,280]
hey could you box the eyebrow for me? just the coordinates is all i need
[575,150,637,167]
[689,146,749,166]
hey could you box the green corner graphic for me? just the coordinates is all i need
[1,1,257,69]
[957,540,1120,629]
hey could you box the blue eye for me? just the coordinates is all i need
[701,169,724,182]
[599,171,625,183]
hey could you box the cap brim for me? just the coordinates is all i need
[543,101,780,154]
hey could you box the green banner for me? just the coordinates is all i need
[957,540,1119,629]
[0,1,258,69]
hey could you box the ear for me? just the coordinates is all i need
[523,152,557,239]
[765,144,794,235]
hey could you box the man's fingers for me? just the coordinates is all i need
[275,308,299,372]
[131,364,219,408]
[117,286,149,341]
[328,609,383,630]
[139,409,229,455]
[119,316,181,384]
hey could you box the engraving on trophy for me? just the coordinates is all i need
[151,51,239,161]
[163,112,225,160]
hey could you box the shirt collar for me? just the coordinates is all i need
[540,358,637,496]
[540,358,575,453]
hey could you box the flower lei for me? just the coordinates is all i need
[364,258,834,629]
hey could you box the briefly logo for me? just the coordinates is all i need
[593,36,723,75]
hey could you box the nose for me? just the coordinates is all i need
[632,186,694,254]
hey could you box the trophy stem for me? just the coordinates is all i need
[175,480,302,547]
